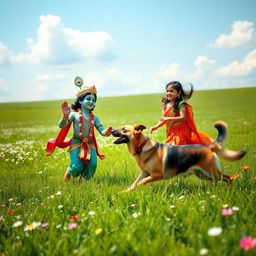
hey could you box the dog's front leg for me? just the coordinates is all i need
[136,175,163,188]
[122,171,149,192]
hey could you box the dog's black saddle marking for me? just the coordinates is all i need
[165,145,205,173]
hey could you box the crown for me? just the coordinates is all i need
[76,85,97,97]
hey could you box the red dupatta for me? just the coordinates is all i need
[45,112,105,159]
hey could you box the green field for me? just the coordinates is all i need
[0,87,256,255]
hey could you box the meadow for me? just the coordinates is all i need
[0,87,256,256]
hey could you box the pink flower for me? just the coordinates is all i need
[42,223,48,227]
[0,204,7,208]
[240,237,256,251]
[221,208,233,216]
[68,223,77,230]
[70,216,79,221]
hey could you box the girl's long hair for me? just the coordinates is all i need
[71,93,97,111]
[162,81,194,112]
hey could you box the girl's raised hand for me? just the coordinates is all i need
[61,101,71,116]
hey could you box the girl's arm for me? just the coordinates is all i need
[161,104,186,123]
[149,120,165,133]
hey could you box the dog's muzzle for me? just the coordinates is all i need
[111,129,129,144]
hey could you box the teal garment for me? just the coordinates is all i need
[68,142,97,180]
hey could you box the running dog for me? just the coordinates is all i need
[111,121,246,192]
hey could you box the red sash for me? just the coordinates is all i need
[45,113,105,159]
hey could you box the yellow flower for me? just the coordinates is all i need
[95,228,102,235]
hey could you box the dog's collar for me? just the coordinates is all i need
[133,137,149,156]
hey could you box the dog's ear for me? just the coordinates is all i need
[134,124,146,134]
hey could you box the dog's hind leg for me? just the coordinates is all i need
[197,154,232,184]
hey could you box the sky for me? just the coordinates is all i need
[0,0,256,102]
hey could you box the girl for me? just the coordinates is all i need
[149,81,212,145]
[46,78,112,182]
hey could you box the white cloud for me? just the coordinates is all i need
[216,48,256,76]
[156,63,183,78]
[0,42,12,65]
[194,56,215,67]
[191,56,215,79]
[6,14,114,65]
[35,73,69,82]
[210,20,255,48]
[0,78,11,93]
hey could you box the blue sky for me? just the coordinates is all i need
[0,0,256,102]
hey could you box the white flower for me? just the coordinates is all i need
[169,205,175,209]
[178,195,185,200]
[13,221,22,228]
[88,211,95,216]
[232,206,239,211]
[199,248,209,255]
[207,227,223,236]
[222,204,228,208]
[58,205,63,209]
[24,222,41,231]
[56,191,62,195]
[132,212,140,218]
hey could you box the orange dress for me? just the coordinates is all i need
[163,102,213,145]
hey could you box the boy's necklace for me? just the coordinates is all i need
[78,109,94,142]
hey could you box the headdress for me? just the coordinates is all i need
[74,76,97,98]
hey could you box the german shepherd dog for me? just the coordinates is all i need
[111,121,246,192]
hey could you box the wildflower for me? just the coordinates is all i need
[207,227,223,236]
[13,221,22,228]
[88,211,95,216]
[58,205,63,209]
[95,228,103,235]
[68,223,77,230]
[6,209,15,214]
[240,237,256,251]
[230,174,239,180]
[0,204,7,208]
[0,216,5,221]
[221,208,233,216]
[132,212,140,218]
[169,205,175,209]
[70,216,79,221]
[24,222,41,231]
[56,191,61,195]
[240,166,252,170]
[178,195,185,200]
[130,203,136,207]
[232,206,239,211]
[222,204,228,208]
[56,224,62,229]
[199,248,209,255]
[41,223,48,227]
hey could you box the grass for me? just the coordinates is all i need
[0,87,256,255]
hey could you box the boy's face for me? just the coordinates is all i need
[79,94,96,111]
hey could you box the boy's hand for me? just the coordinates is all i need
[61,101,71,117]
[104,126,113,136]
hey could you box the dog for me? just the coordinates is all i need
[111,121,246,192]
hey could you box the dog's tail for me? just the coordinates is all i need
[209,121,247,161]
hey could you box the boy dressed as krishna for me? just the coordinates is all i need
[46,77,112,182]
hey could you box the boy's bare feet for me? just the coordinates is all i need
[64,171,71,182]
